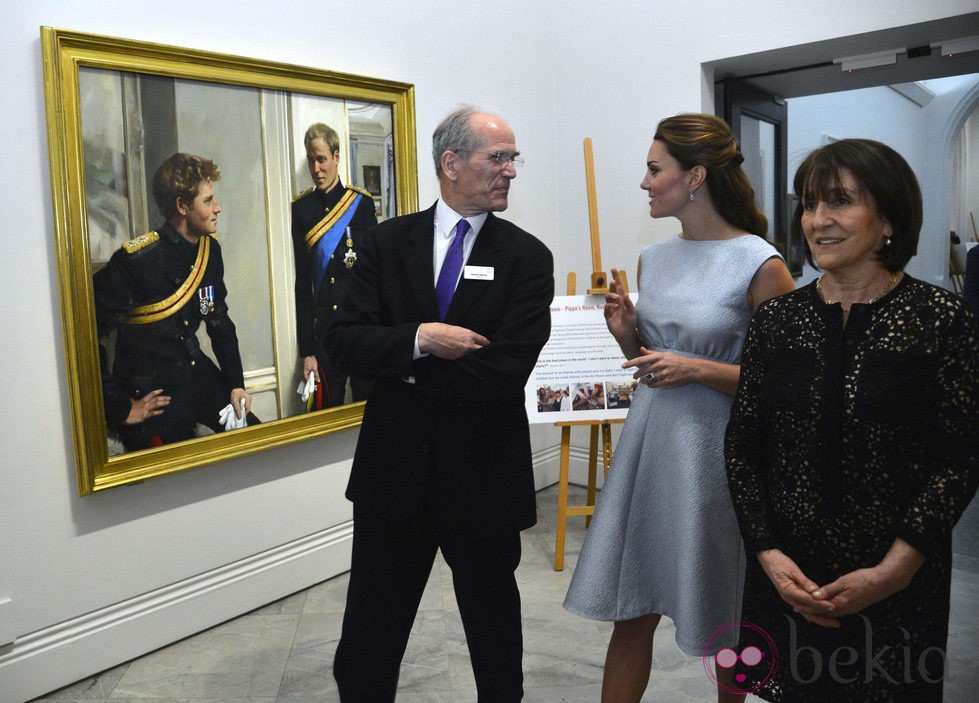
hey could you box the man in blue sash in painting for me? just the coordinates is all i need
[291,123,378,408]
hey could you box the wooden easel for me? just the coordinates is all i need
[553,138,629,571]
[583,138,609,295]
[553,405,624,569]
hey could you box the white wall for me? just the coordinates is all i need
[548,0,979,282]
[2,1,977,700]
[957,111,979,240]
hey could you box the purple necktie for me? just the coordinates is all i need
[435,219,470,320]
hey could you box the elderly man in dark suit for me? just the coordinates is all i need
[324,105,554,701]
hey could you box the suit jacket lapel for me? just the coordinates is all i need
[445,213,505,323]
[404,205,439,320]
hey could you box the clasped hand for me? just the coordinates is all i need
[418,322,490,360]
[756,548,921,628]
[302,355,320,382]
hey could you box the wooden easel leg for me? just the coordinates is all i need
[602,421,613,476]
[585,424,599,527]
[555,426,572,571]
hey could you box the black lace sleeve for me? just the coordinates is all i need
[725,304,782,554]
[892,301,979,555]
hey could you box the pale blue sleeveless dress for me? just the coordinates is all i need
[563,234,783,655]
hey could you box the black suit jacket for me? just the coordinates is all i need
[964,245,979,319]
[323,203,554,534]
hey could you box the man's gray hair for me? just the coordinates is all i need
[432,105,486,177]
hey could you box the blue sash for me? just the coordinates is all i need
[306,189,363,296]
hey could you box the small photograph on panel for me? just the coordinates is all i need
[606,377,638,410]
[536,384,570,413]
[571,382,605,411]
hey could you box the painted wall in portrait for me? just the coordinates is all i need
[173,80,274,374]
[80,70,134,262]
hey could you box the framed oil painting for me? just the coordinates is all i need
[41,27,418,494]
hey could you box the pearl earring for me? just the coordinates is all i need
[688,190,696,202]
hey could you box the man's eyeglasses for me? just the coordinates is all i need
[482,151,524,168]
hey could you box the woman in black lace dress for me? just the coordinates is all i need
[725,139,977,702]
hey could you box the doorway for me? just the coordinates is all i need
[709,11,979,288]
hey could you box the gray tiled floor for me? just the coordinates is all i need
[33,485,979,702]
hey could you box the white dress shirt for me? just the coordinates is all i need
[433,199,487,289]
[412,201,489,360]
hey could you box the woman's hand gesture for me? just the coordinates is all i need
[604,267,637,343]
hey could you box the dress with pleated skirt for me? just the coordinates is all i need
[563,233,782,656]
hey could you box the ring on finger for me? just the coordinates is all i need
[644,372,655,382]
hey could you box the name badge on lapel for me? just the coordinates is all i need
[464,265,494,281]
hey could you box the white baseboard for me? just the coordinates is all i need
[0,524,352,703]
[2,445,591,703]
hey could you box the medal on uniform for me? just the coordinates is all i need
[343,226,357,269]
[198,285,215,315]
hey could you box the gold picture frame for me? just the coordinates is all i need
[41,27,418,494]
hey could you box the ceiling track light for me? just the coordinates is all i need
[833,49,901,72]
[934,36,979,58]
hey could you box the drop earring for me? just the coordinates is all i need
[688,190,696,202]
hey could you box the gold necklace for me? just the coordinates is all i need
[816,272,899,306]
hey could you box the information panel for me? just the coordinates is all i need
[525,295,634,424]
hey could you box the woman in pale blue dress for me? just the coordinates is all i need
[563,114,795,703]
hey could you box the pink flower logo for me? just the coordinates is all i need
[702,621,779,694]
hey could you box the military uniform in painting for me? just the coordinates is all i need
[94,222,245,450]
[291,179,377,407]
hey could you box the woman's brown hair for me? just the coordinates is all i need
[791,138,921,272]
[654,113,767,238]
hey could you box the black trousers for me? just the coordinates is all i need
[333,502,524,702]
[118,354,228,450]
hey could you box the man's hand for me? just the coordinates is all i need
[418,322,490,360]
[124,389,170,425]
[230,387,252,419]
[302,355,319,382]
